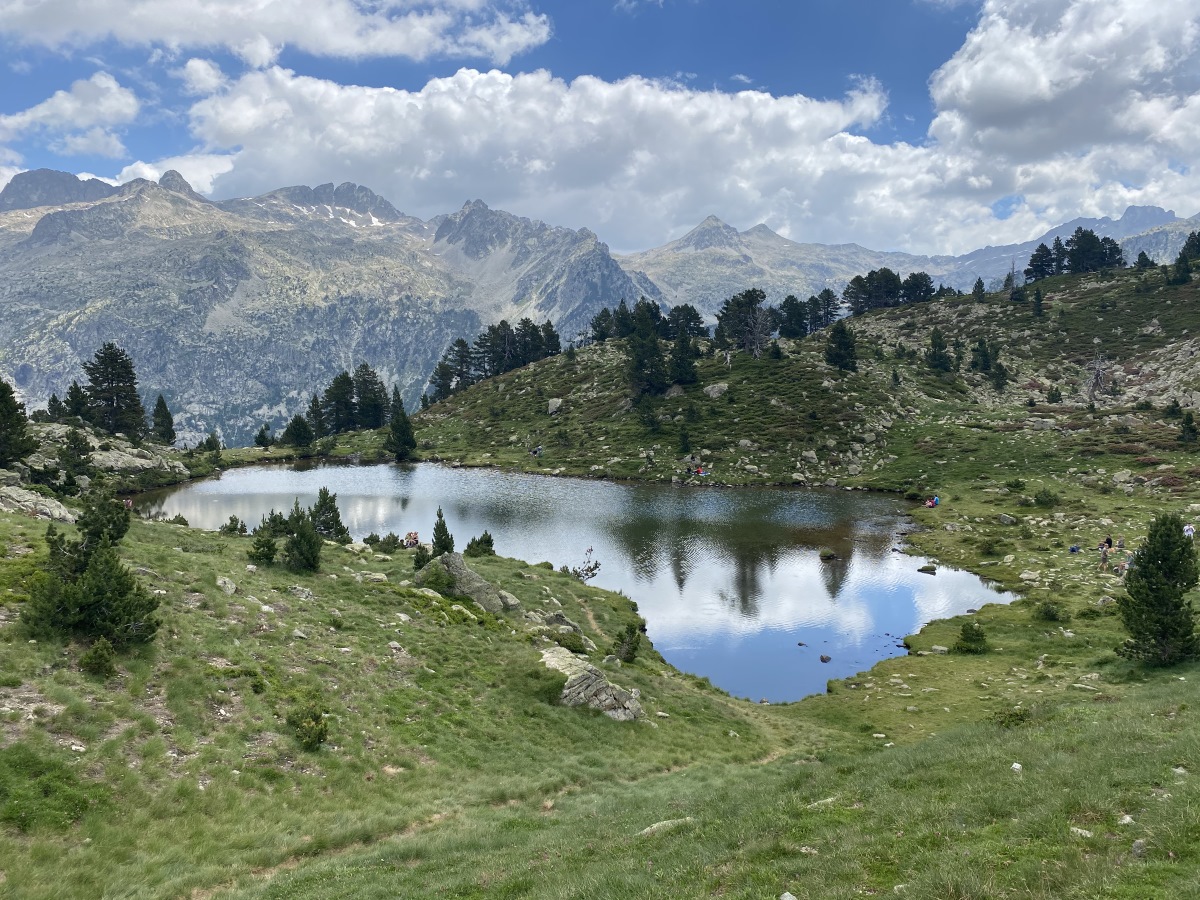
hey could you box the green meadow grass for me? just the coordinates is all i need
[3,265,1200,896]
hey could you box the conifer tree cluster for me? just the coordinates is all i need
[1024,228,1125,282]
[427,317,562,403]
[37,343,171,444]
[245,487,352,571]
[276,362,412,450]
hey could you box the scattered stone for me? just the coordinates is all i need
[1011,762,1023,773]
[1070,826,1093,838]
[931,645,949,654]
[291,629,308,640]
[703,382,729,399]
[1119,815,1135,825]
[1132,839,1147,858]
[917,564,936,574]
[656,711,670,718]
[497,590,522,611]
[1019,570,1040,581]
[289,585,314,601]
[216,577,238,595]
[638,817,693,837]
[245,564,257,573]
[345,542,369,554]
[997,514,1017,525]
[363,572,388,583]
[548,398,563,415]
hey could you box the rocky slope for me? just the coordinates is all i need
[2,167,1196,443]
[0,172,646,443]
[616,206,1199,314]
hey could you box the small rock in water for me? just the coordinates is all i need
[820,654,831,663]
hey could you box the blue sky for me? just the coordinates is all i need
[2,0,1198,254]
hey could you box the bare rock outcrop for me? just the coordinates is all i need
[540,645,645,721]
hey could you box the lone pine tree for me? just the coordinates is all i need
[151,394,176,444]
[83,342,146,439]
[0,377,35,467]
[1118,512,1199,665]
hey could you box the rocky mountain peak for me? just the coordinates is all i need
[675,215,741,252]
[0,168,119,212]
[158,170,207,203]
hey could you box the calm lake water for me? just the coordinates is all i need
[139,463,1010,702]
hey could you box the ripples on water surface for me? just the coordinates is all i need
[140,463,1011,702]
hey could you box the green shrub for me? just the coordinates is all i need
[377,532,401,553]
[551,631,587,654]
[1033,488,1060,507]
[413,545,431,571]
[610,623,644,663]
[1004,478,1026,491]
[990,706,1033,728]
[1033,601,1071,623]
[952,621,989,654]
[285,701,328,751]
[247,532,277,565]
[419,564,455,596]
[79,637,117,677]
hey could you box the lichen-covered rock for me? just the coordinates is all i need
[0,486,76,522]
[414,552,503,613]
[540,645,645,721]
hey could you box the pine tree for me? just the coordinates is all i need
[46,393,67,420]
[279,414,313,448]
[309,487,351,543]
[431,506,454,557]
[925,327,953,372]
[305,394,327,438]
[1117,513,1199,665]
[352,363,388,429]
[283,514,322,572]
[1135,250,1154,270]
[65,381,89,418]
[0,377,36,468]
[1181,411,1198,444]
[823,320,857,372]
[667,329,698,385]
[151,394,175,445]
[82,343,146,438]
[247,531,278,565]
[626,308,667,396]
[383,387,416,460]
[254,424,274,448]
[1032,287,1044,317]
[322,371,357,434]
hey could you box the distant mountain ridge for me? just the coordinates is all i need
[1,168,1196,442]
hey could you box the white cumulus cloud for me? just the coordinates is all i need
[174,59,228,97]
[0,0,552,65]
[0,72,139,143]
[176,66,897,251]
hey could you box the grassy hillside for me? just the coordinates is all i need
[3,264,1200,897]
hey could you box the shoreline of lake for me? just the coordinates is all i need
[138,460,1012,702]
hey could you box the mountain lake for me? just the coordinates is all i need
[138,462,1012,702]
